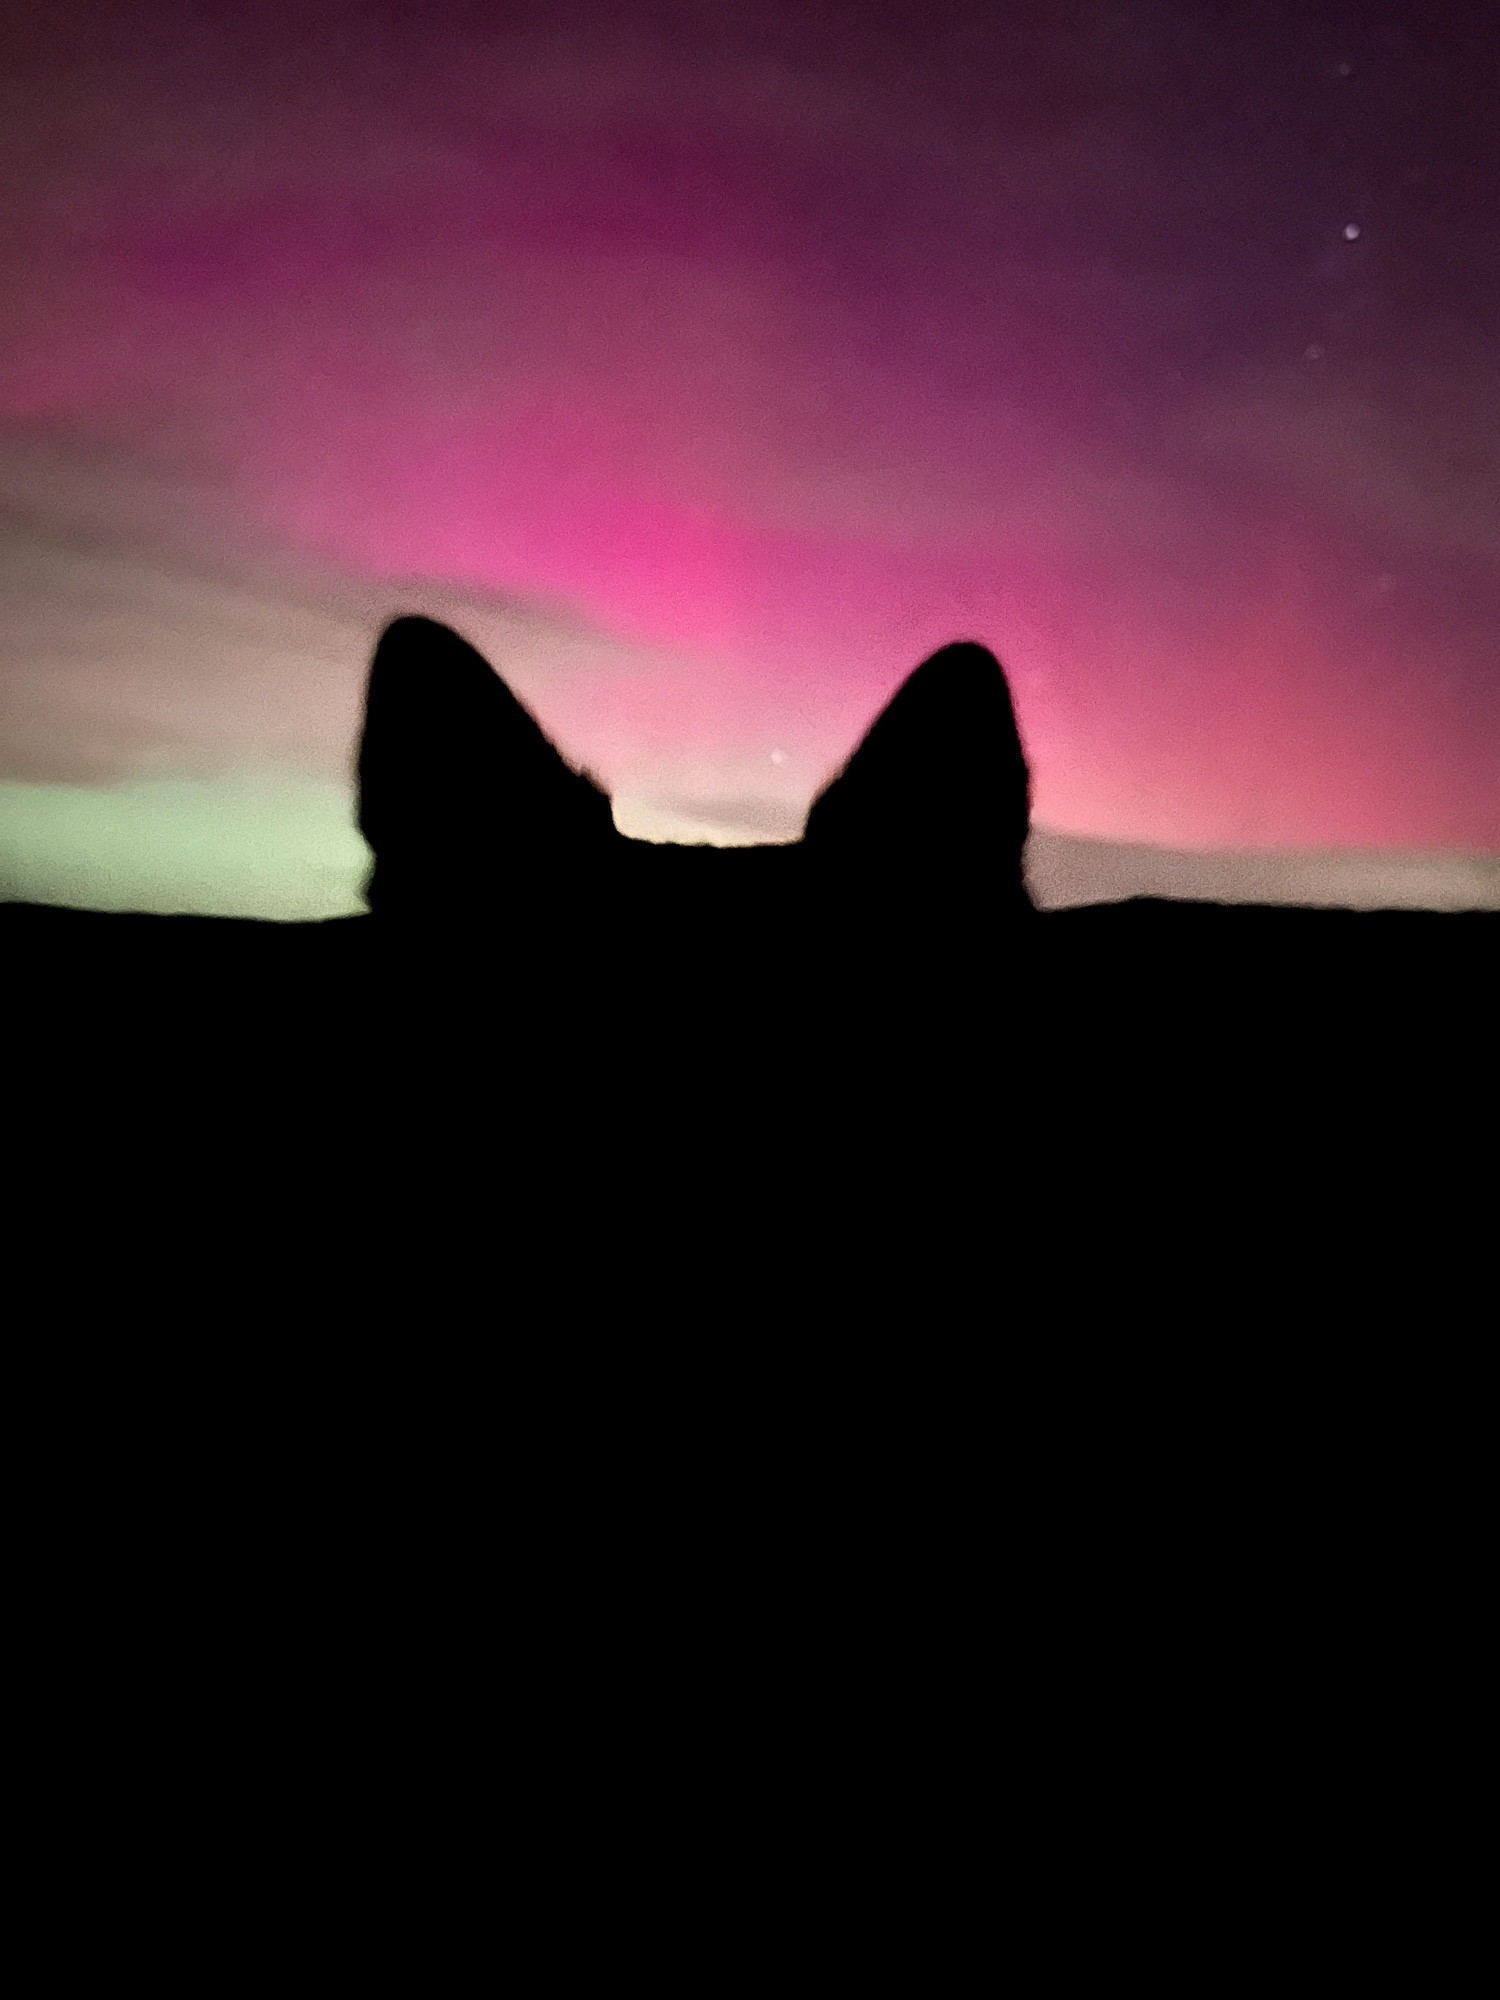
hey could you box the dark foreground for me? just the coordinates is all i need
[6,890,1492,1313]
[6,618,1493,1971]
[5,890,1492,1979]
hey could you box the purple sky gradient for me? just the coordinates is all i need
[2,0,1497,851]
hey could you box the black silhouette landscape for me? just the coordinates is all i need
[7,611,1494,1337]
[7,607,1494,1987]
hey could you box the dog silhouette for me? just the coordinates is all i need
[356,614,1037,989]
[352,615,1043,1162]
[343,615,1048,1322]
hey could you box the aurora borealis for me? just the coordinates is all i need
[2,0,1497,916]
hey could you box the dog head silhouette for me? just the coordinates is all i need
[356,616,1034,956]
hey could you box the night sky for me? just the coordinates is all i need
[2,0,1497,914]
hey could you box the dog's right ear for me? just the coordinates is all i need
[802,642,1032,908]
[356,615,616,917]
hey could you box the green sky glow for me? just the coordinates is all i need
[0,769,369,920]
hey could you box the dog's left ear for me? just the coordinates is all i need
[802,642,1031,902]
[356,615,616,918]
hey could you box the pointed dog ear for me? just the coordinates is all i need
[802,642,1031,897]
[356,615,615,916]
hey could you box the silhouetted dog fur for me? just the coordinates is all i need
[353,615,1044,1152]
[357,615,1037,975]
[345,616,1050,1303]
